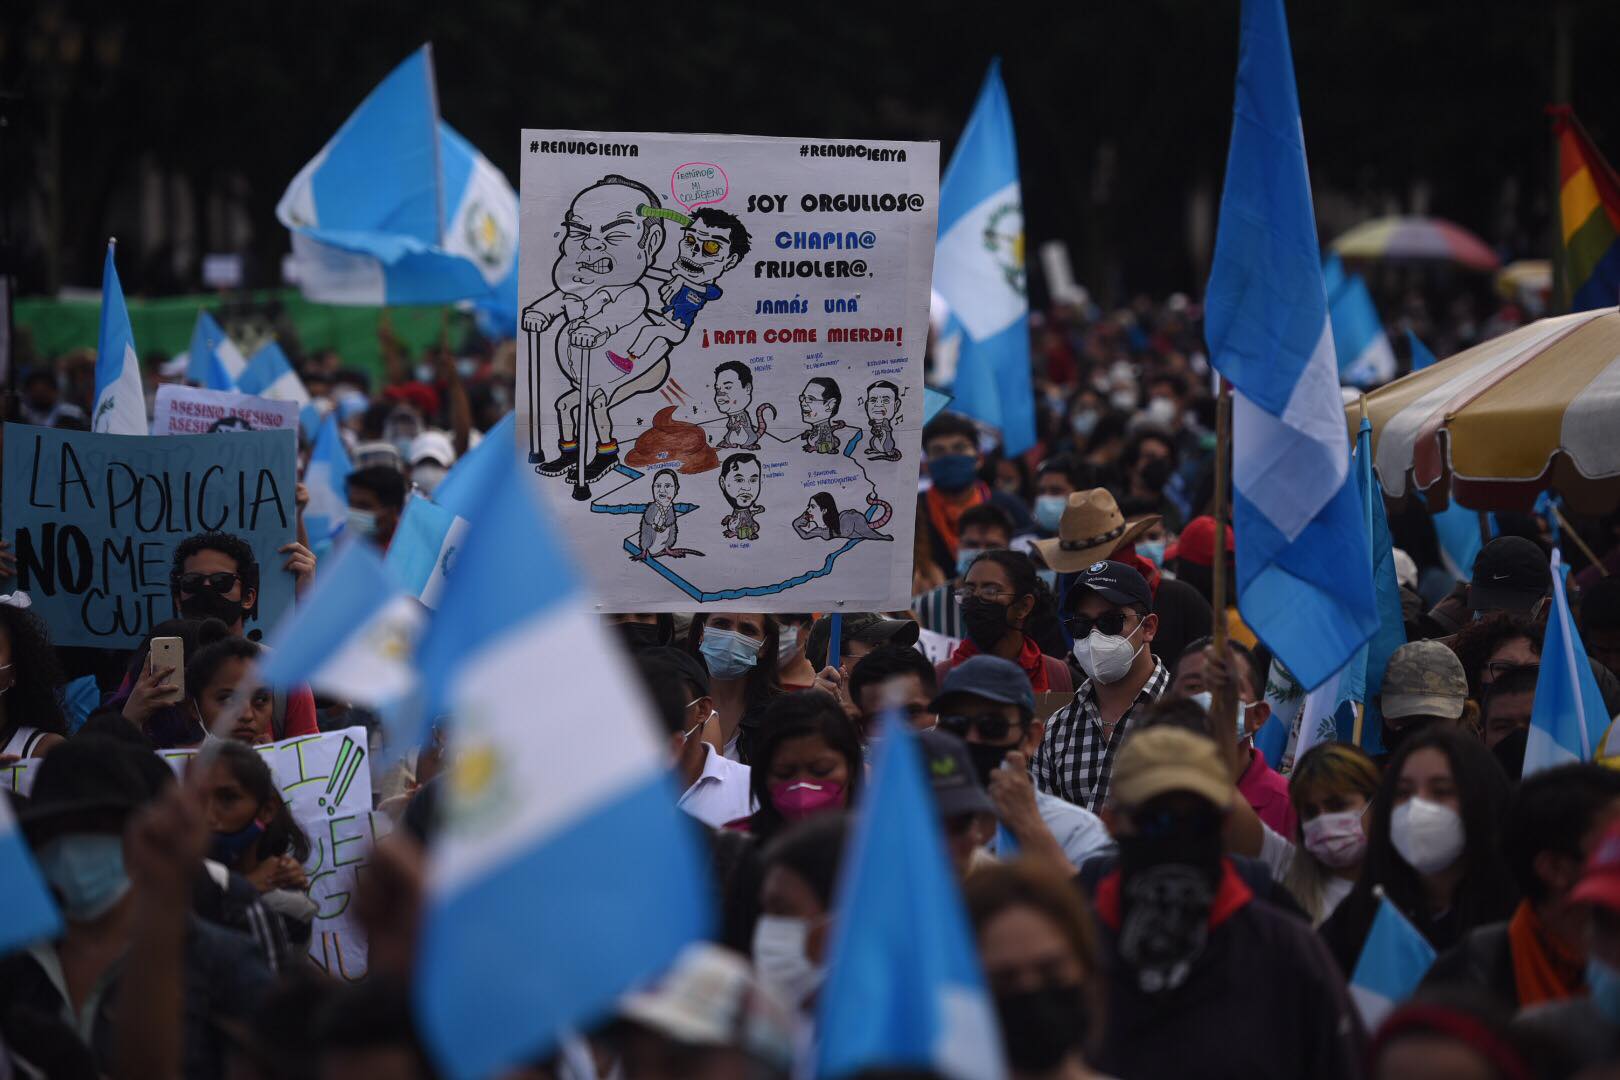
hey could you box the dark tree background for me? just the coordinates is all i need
[3,0,1614,305]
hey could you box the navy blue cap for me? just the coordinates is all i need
[1066,559,1153,611]
[929,655,1035,717]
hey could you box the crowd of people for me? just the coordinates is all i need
[2,289,1620,1080]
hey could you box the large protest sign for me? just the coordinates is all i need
[516,131,938,612]
[6,728,384,979]
[1,425,297,647]
[152,384,301,436]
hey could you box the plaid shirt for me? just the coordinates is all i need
[1033,657,1171,812]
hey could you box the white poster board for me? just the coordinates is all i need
[516,131,938,612]
[7,728,380,979]
[153,384,301,436]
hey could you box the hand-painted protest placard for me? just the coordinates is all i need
[152,384,301,436]
[3,727,383,978]
[516,131,938,612]
[1,424,297,648]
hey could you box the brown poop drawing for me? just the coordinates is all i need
[626,406,719,474]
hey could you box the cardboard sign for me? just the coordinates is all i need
[515,130,938,611]
[152,384,301,436]
[1,424,297,647]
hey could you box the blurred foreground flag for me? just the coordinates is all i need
[1349,895,1435,1030]
[258,539,423,747]
[816,718,1004,1080]
[187,309,248,390]
[1550,107,1620,312]
[0,791,60,956]
[413,449,711,1079]
[1203,0,1377,691]
[431,411,516,519]
[303,412,352,546]
[1523,549,1610,775]
[933,60,1034,456]
[236,342,310,406]
[276,45,516,307]
[93,241,147,435]
[385,493,469,609]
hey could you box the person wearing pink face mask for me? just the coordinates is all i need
[1282,743,1381,927]
[745,691,864,844]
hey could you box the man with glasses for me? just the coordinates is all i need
[637,647,754,829]
[1033,560,1169,812]
[797,377,847,455]
[933,655,1110,872]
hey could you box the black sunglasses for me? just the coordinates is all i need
[1064,610,1137,638]
[937,713,1026,743]
[173,571,241,595]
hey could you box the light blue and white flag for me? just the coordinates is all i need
[187,309,247,390]
[236,341,310,406]
[1524,548,1611,775]
[1349,895,1436,1030]
[1406,329,1438,372]
[276,45,517,308]
[1340,417,1406,752]
[385,494,469,609]
[1203,0,1378,691]
[1326,261,1397,387]
[304,412,352,546]
[0,790,60,956]
[816,716,1004,1080]
[934,60,1034,456]
[413,449,711,1079]
[92,241,147,435]
[258,538,424,752]
[432,411,516,520]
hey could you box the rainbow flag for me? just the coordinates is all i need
[1553,107,1620,311]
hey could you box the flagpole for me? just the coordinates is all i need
[1353,393,1371,750]
[1210,379,1233,730]
[1553,504,1610,576]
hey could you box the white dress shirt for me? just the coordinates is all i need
[678,744,756,828]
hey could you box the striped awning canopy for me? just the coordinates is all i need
[1351,308,1620,512]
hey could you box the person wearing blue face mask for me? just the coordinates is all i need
[4,737,273,1079]
[689,612,782,766]
[916,412,1033,581]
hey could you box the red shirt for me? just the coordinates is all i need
[1238,747,1297,838]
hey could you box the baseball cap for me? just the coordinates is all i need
[618,943,794,1068]
[409,431,457,468]
[1571,823,1620,913]
[1169,516,1235,569]
[1064,559,1153,613]
[20,736,169,846]
[929,655,1035,718]
[1468,537,1551,614]
[917,730,996,818]
[1381,641,1468,721]
[1109,726,1232,810]
[806,612,920,667]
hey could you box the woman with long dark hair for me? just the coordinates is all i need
[687,611,781,764]
[940,549,1073,692]
[0,600,67,758]
[745,690,864,845]
[1320,728,1517,974]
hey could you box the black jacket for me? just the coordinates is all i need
[1423,920,1518,1010]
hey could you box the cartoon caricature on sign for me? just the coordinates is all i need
[517,130,937,611]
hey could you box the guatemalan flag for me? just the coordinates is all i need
[1323,255,1397,387]
[258,538,424,755]
[1523,549,1610,775]
[303,412,352,546]
[1349,895,1436,1030]
[92,240,147,435]
[816,716,1004,1080]
[0,791,60,956]
[276,45,518,309]
[385,494,468,609]
[236,342,311,406]
[1204,0,1378,691]
[412,448,711,1079]
[933,60,1035,456]
[187,309,248,390]
[433,411,516,519]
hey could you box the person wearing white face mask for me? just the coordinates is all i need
[637,648,756,830]
[775,613,818,691]
[1034,560,1169,813]
[1319,728,1518,977]
[752,813,848,1018]
[345,465,407,550]
[407,430,456,497]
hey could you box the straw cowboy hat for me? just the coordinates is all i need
[1032,489,1161,574]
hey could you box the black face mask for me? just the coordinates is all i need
[1117,809,1223,994]
[965,740,1012,790]
[960,597,1012,650]
[995,985,1088,1073]
[616,622,667,651]
[179,590,246,627]
[1492,726,1528,782]
[1137,456,1174,493]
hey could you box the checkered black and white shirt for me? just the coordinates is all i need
[1033,658,1172,812]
